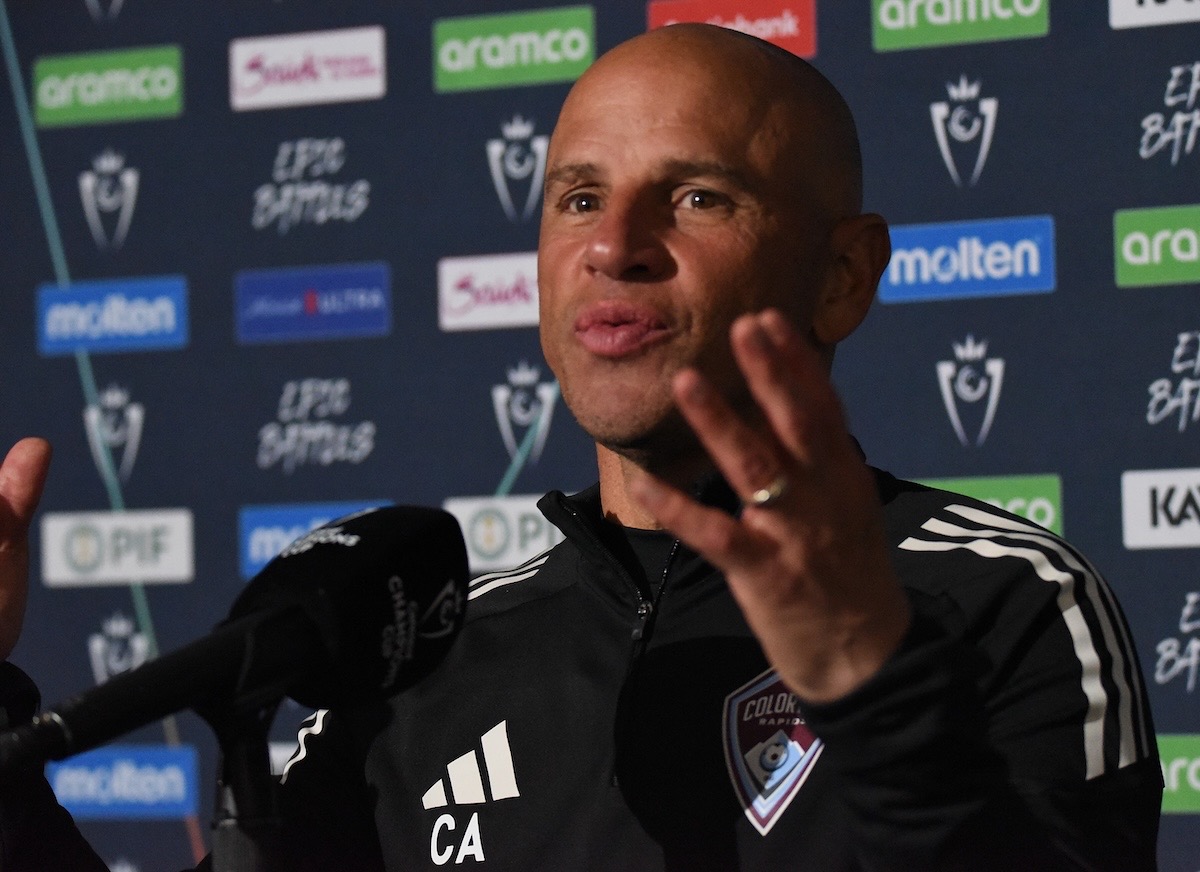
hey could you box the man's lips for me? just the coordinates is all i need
[573,301,672,357]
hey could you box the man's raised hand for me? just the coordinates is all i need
[631,310,910,703]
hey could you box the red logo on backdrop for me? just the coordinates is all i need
[647,0,817,58]
[723,669,823,835]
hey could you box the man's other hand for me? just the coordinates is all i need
[0,438,52,661]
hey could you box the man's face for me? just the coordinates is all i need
[537,39,830,460]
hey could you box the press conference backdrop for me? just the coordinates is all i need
[0,1,1196,868]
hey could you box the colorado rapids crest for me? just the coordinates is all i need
[723,669,822,836]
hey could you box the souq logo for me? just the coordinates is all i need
[1111,0,1200,29]
[880,216,1055,303]
[872,0,1048,51]
[919,474,1062,535]
[438,252,539,332]
[34,45,182,127]
[37,276,188,355]
[647,0,817,59]
[230,26,386,112]
[239,501,384,579]
[1115,204,1200,288]
[1160,735,1200,812]
[48,745,198,819]
[235,262,391,344]
[434,6,594,92]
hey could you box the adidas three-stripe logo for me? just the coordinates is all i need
[899,503,1153,781]
[423,720,520,809]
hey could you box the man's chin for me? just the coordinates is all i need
[590,414,705,476]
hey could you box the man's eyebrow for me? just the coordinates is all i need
[544,162,602,187]
[544,160,755,190]
[660,159,754,190]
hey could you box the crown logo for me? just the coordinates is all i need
[501,115,535,140]
[507,360,541,387]
[952,335,988,362]
[946,75,981,102]
[102,612,135,638]
[97,384,130,409]
[91,148,126,175]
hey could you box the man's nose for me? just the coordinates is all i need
[583,196,672,281]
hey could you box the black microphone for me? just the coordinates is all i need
[0,505,467,772]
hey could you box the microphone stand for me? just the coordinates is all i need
[200,696,288,872]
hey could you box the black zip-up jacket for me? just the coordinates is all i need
[0,471,1162,870]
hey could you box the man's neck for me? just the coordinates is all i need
[595,444,711,529]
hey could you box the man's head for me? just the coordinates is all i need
[537,24,890,472]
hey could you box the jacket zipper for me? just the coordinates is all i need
[556,498,678,646]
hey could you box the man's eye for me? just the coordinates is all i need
[683,189,724,209]
[565,193,600,213]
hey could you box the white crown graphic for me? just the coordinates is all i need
[102,612,136,638]
[91,148,126,175]
[97,384,130,409]
[501,114,535,140]
[946,75,981,102]
[507,360,540,387]
[422,721,520,809]
[952,335,988,362]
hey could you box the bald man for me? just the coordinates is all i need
[0,24,1161,872]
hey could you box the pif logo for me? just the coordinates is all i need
[433,6,594,93]
[872,0,1048,51]
[34,45,182,127]
[919,474,1062,534]
[443,495,564,572]
[1115,204,1200,287]
[1160,735,1200,812]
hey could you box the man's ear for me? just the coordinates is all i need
[811,213,891,345]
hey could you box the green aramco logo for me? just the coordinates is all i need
[873,0,1048,51]
[1115,204,1200,288]
[34,45,183,127]
[433,6,594,92]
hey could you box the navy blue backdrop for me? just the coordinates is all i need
[1,1,1197,868]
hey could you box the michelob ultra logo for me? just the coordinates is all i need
[872,0,1048,51]
[1115,204,1200,287]
[1160,734,1200,813]
[34,45,182,127]
[919,474,1063,535]
[880,215,1055,302]
[433,6,594,92]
